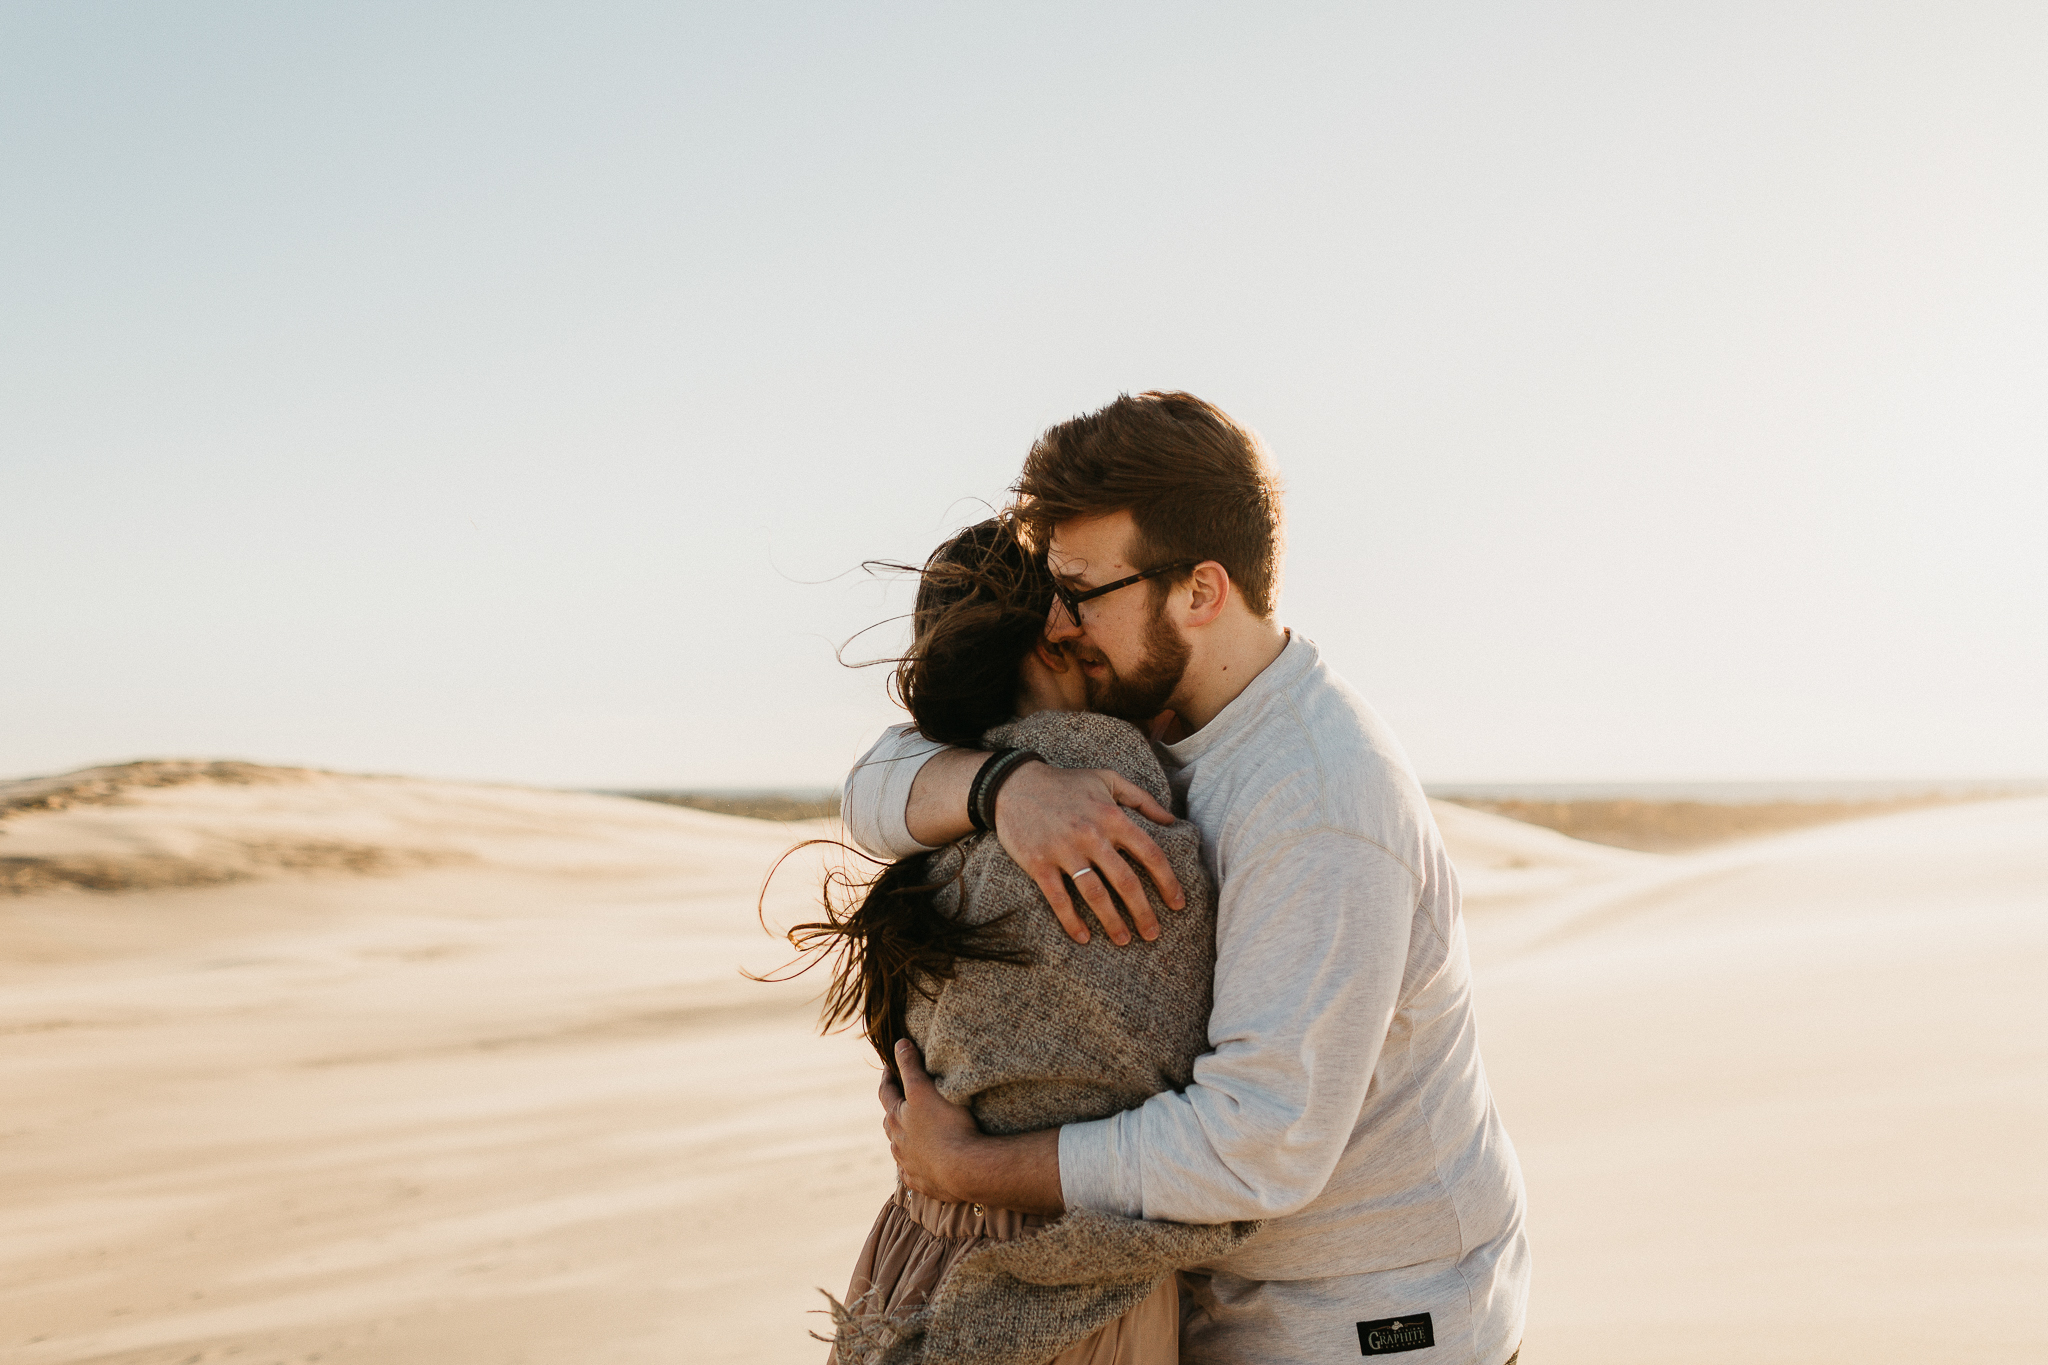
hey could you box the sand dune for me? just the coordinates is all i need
[1,768,2042,1363]
[1469,797,2048,1362]
[1,766,872,1365]
[1440,792,1999,853]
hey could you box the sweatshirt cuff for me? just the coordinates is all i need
[1057,1111,1146,1219]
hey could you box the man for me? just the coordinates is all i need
[841,392,1528,1364]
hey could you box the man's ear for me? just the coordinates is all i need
[1182,562,1231,627]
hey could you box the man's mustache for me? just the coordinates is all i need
[1045,639,1110,670]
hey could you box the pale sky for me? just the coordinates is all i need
[4,3,2044,789]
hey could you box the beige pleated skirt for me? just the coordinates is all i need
[831,1182,1178,1364]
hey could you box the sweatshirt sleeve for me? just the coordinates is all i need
[841,724,947,861]
[1058,829,1419,1222]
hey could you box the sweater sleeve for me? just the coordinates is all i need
[1058,829,1419,1222]
[841,724,947,860]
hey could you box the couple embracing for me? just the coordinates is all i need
[798,392,1528,1365]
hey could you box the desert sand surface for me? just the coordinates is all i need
[1,765,2043,1364]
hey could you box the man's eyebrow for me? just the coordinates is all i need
[1049,557,1097,585]
[1053,569,1108,594]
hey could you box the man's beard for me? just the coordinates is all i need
[1081,600,1191,723]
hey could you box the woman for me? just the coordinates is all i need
[780,518,1255,1365]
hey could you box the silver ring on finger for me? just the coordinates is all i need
[1069,867,1099,881]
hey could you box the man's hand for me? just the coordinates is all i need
[994,761,1185,945]
[881,1040,1064,1216]
[903,745,1187,945]
[879,1040,985,1204]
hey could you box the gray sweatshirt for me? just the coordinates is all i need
[842,635,1529,1364]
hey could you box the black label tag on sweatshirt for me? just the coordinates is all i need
[1358,1313,1435,1355]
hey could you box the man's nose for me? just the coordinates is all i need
[1045,604,1083,642]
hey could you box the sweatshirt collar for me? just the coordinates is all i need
[1164,631,1316,768]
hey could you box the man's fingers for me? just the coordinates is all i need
[894,1038,938,1094]
[1107,807,1185,910]
[1109,774,1176,830]
[880,1078,901,1144]
[1070,862,1132,945]
[993,764,1185,940]
[1097,852,1160,942]
[879,1071,904,1150]
[1105,777,1186,909]
[1076,834,1148,944]
[1027,862,1092,943]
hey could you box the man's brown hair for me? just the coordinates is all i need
[1012,391,1284,617]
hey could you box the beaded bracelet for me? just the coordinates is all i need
[966,747,1043,834]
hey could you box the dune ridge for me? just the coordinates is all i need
[0,759,321,817]
[1442,792,1998,851]
[0,762,449,896]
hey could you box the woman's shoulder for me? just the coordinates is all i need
[983,711,1170,803]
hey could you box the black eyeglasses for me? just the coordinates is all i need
[1050,560,1201,627]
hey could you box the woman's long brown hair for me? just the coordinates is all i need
[764,843,1031,1069]
[757,515,1053,1068]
